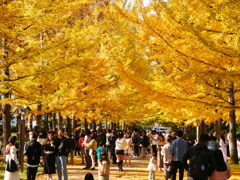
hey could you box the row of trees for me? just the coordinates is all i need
[1,0,239,163]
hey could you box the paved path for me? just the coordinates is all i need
[36,154,170,180]
[36,154,240,180]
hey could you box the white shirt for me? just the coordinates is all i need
[115,138,127,150]
[152,134,159,145]
[161,143,171,163]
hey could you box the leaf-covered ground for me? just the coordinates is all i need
[35,154,240,180]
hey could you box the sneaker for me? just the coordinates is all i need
[90,167,95,170]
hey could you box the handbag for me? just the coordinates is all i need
[6,158,18,172]
[167,163,173,175]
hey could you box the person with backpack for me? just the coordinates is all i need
[170,130,188,180]
[182,134,216,180]
[24,133,43,180]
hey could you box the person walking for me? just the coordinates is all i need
[98,151,110,180]
[209,149,231,180]
[147,153,158,180]
[140,130,149,158]
[170,130,188,180]
[4,136,20,180]
[55,129,70,180]
[161,137,172,180]
[115,131,127,172]
[24,133,42,180]
[43,132,56,180]
[182,134,216,180]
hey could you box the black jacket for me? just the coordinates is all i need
[182,142,216,178]
[24,140,42,165]
[140,135,149,147]
[55,136,70,156]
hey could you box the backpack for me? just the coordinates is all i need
[188,149,206,179]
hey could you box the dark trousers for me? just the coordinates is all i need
[133,144,140,156]
[85,149,92,168]
[111,146,117,164]
[171,161,184,180]
[152,145,157,154]
[27,166,38,180]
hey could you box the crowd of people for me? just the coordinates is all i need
[3,126,240,180]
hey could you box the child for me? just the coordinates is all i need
[147,153,158,180]
[96,142,106,160]
[98,151,110,180]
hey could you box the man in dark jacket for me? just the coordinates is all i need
[55,129,70,180]
[182,134,216,180]
[140,130,149,158]
[24,132,42,180]
[132,129,141,158]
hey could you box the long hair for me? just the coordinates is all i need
[215,149,227,171]
[220,134,226,144]
[43,132,55,146]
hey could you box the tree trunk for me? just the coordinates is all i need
[200,120,208,134]
[92,120,96,131]
[66,117,71,136]
[72,115,76,135]
[214,118,222,140]
[36,104,42,128]
[228,82,239,164]
[44,114,49,132]
[52,113,56,130]
[2,93,11,148]
[58,112,62,130]
[84,118,88,131]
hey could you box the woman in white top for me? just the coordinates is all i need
[161,137,172,180]
[150,130,159,155]
[219,134,227,162]
[158,134,165,171]
[115,131,127,172]
[124,132,132,167]
[4,136,20,180]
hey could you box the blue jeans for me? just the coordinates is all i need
[56,155,68,180]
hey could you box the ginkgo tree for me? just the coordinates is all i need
[0,0,100,147]
[105,0,240,163]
